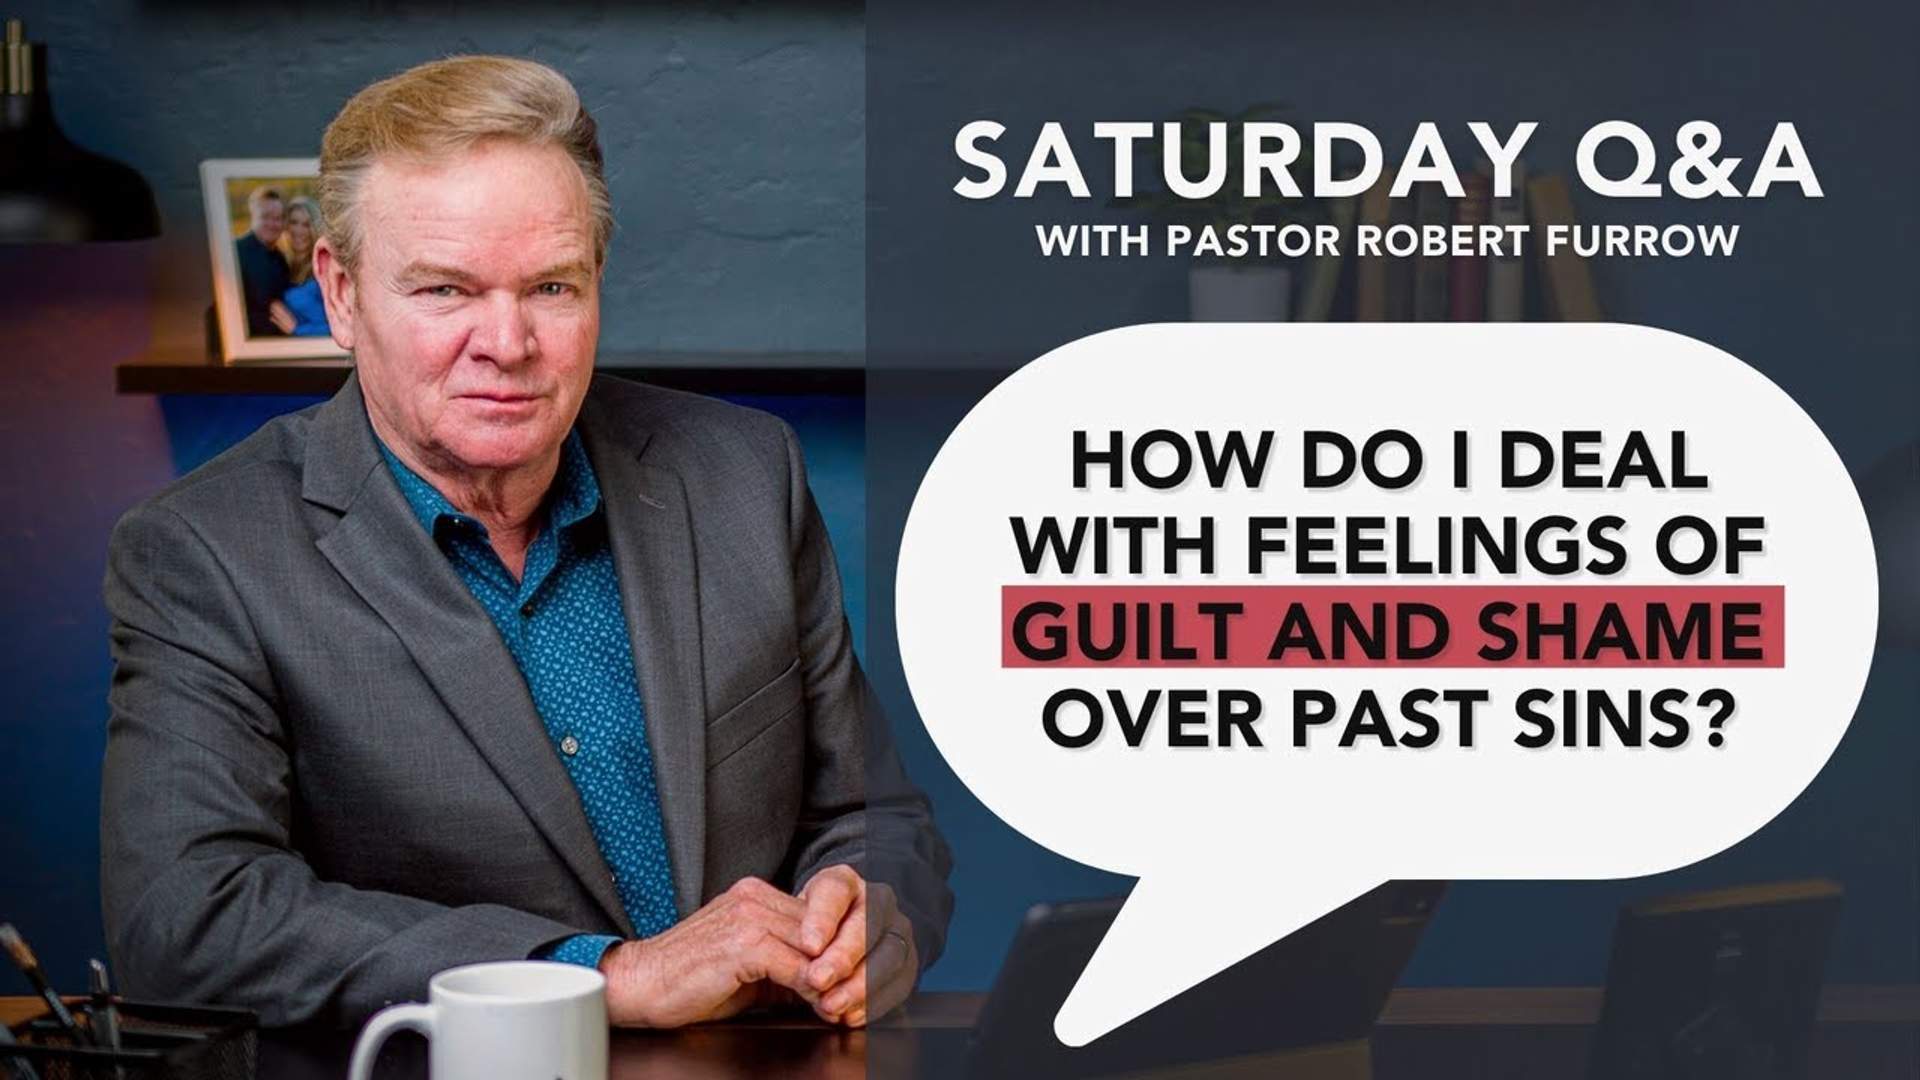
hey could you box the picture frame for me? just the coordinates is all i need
[198,157,350,362]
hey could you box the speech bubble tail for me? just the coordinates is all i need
[1051,867,1385,1048]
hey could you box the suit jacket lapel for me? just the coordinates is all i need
[303,373,636,937]
[578,386,711,915]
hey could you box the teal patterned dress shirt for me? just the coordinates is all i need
[378,428,679,969]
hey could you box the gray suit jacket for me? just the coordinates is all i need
[100,372,953,1027]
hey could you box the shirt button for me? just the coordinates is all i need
[560,734,580,756]
[520,601,535,617]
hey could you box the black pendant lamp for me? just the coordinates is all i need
[0,18,160,242]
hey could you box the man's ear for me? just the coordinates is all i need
[312,237,356,351]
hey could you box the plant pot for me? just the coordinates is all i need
[1188,262,1293,322]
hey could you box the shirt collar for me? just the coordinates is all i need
[376,428,603,541]
[549,429,604,530]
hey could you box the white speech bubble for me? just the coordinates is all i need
[894,323,1878,1048]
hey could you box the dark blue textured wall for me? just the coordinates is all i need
[12,0,864,358]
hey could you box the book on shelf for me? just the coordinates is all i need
[1353,169,1395,321]
[1486,160,1527,321]
[1385,180,1417,321]
[1527,172,1603,320]
[1296,194,1356,322]
[1412,183,1450,321]
[1449,170,1491,321]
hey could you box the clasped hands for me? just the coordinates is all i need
[597,864,916,1029]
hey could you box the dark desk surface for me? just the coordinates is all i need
[9,987,1920,1078]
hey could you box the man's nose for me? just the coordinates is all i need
[470,290,536,367]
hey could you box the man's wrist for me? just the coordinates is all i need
[597,937,667,1027]
[532,933,622,970]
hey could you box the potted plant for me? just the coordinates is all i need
[1114,104,1325,321]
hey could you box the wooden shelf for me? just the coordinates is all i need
[114,345,863,396]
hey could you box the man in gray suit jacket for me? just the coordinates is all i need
[100,56,952,1029]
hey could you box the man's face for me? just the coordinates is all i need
[319,139,601,476]
[251,199,286,244]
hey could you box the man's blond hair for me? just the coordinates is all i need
[318,55,612,271]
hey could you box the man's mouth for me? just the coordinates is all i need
[460,391,542,403]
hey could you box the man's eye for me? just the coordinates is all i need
[535,282,573,297]
[421,284,461,298]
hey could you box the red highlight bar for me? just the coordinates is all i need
[1001,585,1784,668]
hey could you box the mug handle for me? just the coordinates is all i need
[347,1002,436,1080]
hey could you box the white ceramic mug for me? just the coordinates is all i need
[347,960,608,1080]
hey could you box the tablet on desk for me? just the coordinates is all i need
[967,881,1446,1078]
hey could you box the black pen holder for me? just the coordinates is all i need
[3,1000,256,1080]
